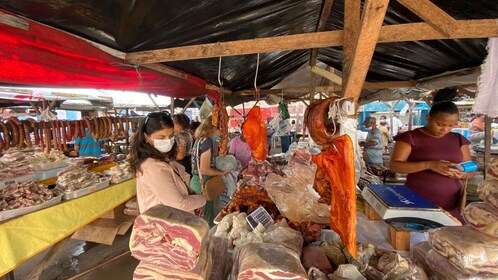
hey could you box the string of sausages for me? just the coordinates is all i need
[0,116,138,154]
[211,94,229,156]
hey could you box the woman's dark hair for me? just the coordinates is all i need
[173,114,191,130]
[433,87,459,104]
[429,101,459,117]
[190,121,201,132]
[128,112,177,174]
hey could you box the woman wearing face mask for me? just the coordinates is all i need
[128,112,206,214]
[172,113,193,176]
[190,115,230,226]
[390,100,473,222]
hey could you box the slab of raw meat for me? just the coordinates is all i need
[427,249,497,280]
[463,202,498,237]
[478,180,498,209]
[207,236,230,280]
[301,246,334,274]
[429,226,498,275]
[236,243,308,280]
[130,204,209,271]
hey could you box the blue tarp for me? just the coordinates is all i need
[361,101,430,112]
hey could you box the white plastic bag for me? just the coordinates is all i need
[199,97,213,121]
[38,107,56,121]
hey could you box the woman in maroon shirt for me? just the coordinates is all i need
[390,101,473,221]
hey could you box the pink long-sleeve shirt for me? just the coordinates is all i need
[136,158,206,214]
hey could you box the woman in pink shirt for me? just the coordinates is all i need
[229,133,252,168]
[128,112,206,214]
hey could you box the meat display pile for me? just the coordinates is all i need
[124,197,139,216]
[0,181,57,211]
[56,166,100,192]
[0,116,131,154]
[312,135,357,257]
[478,179,498,209]
[429,226,498,275]
[463,202,498,237]
[233,243,308,280]
[108,162,133,183]
[220,185,280,220]
[0,150,35,179]
[242,106,267,162]
[241,159,284,187]
[130,205,210,272]
[28,150,67,164]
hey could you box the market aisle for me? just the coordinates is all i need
[14,231,137,280]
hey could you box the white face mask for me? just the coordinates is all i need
[153,137,175,153]
[364,126,373,131]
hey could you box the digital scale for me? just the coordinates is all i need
[361,184,460,226]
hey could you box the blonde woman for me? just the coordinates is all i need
[190,116,230,226]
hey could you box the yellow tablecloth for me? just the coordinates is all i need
[0,179,136,276]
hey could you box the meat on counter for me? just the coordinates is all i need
[463,202,498,237]
[0,181,55,211]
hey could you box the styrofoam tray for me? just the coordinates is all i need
[96,179,111,190]
[0,174,35,189]
[30,160,69,171]
[110,174,133,184]
[33,166,67,181]
[0,195,62,222]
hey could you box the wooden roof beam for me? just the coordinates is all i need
[126,19,498,64]
[397,0,459,37]
[311,65,343,85]
[310,0,335,66]
[343,0,389,102]
[342,0,361,90]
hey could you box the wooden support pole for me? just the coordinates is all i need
[484,116,492,179]
[397,0,459,37]
[310,0,335,66]
[180,98,195,114]
[342,0,390,102]
[311,65,343,85]
[170,98,174,114]
[343,0,361,90]
[26,236,72,280]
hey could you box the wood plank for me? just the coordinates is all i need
[484,116,492,179]
[311,65,343,85]
[343,0,361,89]
[310,0,335,66]
[387,224,411,251]
[180,98,196,114]
[126,19,498,64]
[398,0,459,37]
[27,236,72,280]
[343,0,390,101]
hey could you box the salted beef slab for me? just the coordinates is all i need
[429,226,498,275]
[236,243,308,280]
[463,202,498,238]
[478,180,498,209]
[130,204,209,271]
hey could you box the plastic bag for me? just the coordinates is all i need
[427,249,497,280]
[262,220,304,256]
[485,158,498,180]
[263,163,330,224]
[215,155,238,171]
[38,107,56,121]
[478,179,498,210]
[278,102,290,120]
[429,226,498,275]
[199,97,212,121]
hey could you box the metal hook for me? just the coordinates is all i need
[217,56,223,88]
[254,53,260,91]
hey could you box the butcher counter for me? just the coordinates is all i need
[0,178,136,277]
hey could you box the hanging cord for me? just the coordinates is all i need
[217,56,223,88]
[111,60,143,82]
[328,98,354,135]
[253,53,261,105]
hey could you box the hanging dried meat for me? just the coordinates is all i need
[312,135,357,257]
[219,100,229,156]
[304,97,340,147]
[211,102,220,127]
[242,106,267,162]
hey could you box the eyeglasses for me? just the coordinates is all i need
[144,111,170,125]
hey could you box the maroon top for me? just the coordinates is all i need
[394,129,470,221]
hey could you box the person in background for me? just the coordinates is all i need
[468,115,496,146]
[290,119,297,141]
[360,117,384,165]
[128,112,206,214]
[392,114,404,136]
[173,114,193,175]
[229,128,252,169]
[390,101,473,221]
[75,130,104,158]
[191,115,230,226]
[266,117,275,154]
[378,121,391,154]
[190,121,201,141]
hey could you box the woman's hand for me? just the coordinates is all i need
[428,160,459,177]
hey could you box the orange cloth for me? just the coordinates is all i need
[312,135,357,257]
[136,159,206,214]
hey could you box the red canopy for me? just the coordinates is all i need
[0,10,213,98]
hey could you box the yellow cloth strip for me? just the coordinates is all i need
[0,179,136,276]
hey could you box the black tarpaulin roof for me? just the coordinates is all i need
[0,0,497,101]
